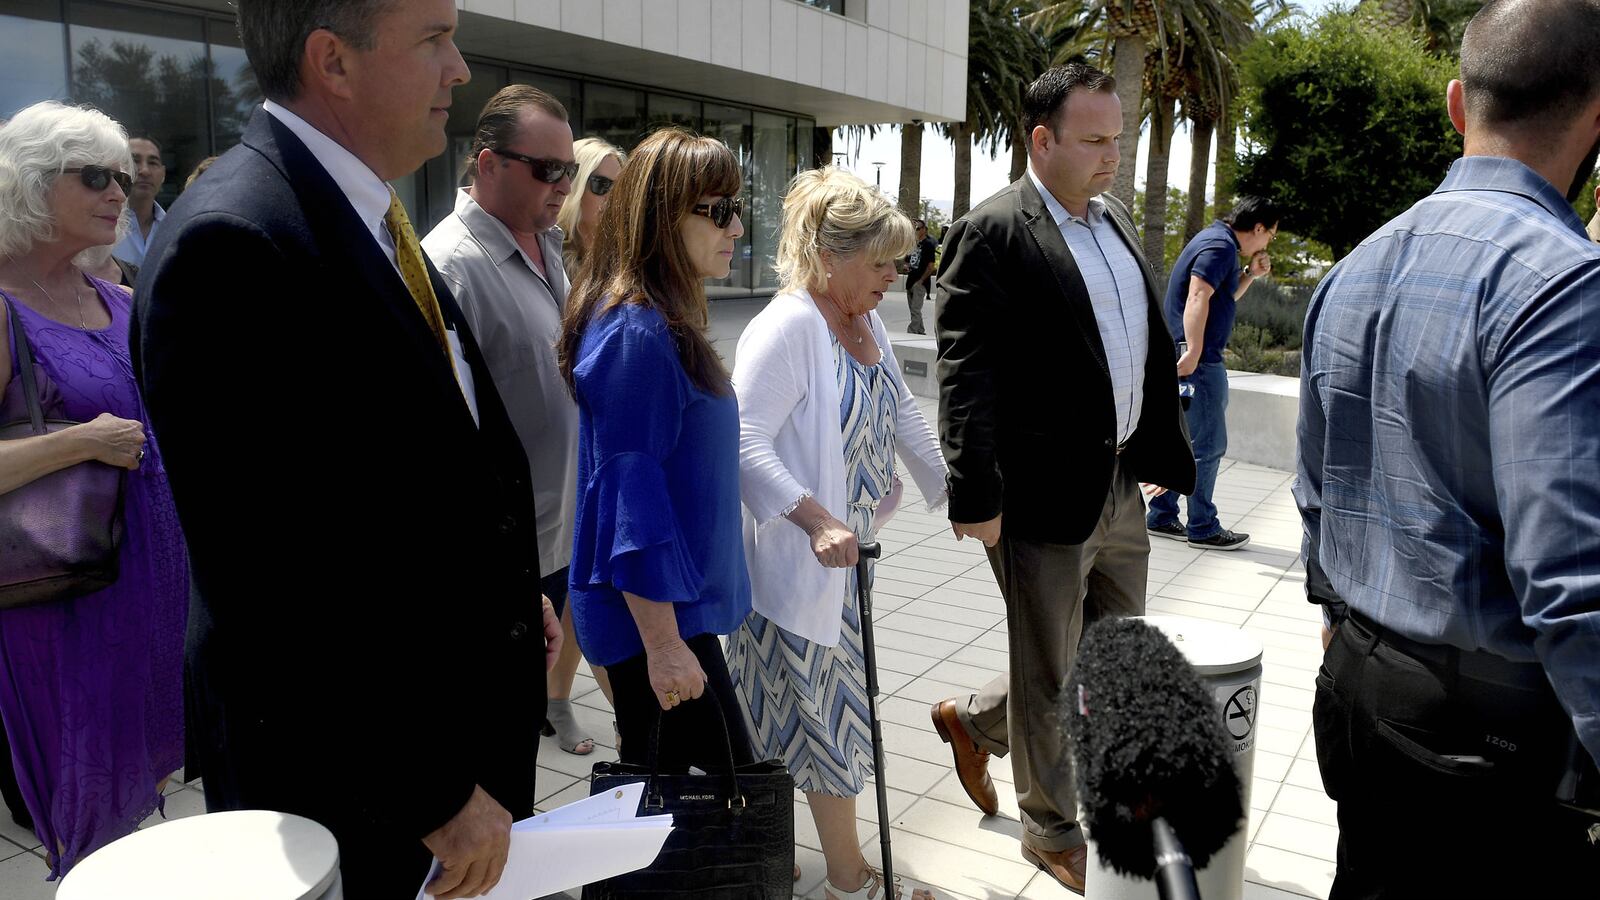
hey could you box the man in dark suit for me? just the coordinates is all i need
[130,3,557,898]
[928,63,1194,894]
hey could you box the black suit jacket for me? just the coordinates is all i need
[935,176,1195,545]
[131,110,544,887]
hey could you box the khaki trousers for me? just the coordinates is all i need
[957,461,1149,851]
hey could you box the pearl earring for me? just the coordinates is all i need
[827,271,834,279]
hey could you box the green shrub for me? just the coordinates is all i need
[1233,281,1311,350]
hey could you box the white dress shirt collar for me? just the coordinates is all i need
[262,100,395,260]
[1027,167,1105,228]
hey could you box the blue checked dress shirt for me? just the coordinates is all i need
[1028,169,1149,444]
[1295,155,1600,764]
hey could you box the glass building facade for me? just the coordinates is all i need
[0,0,820,297]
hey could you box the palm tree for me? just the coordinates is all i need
[1138,0,1257,273]
[1031,0,1270,218]
[1359,0,1483,53]
[946,0,1047,219]
[1030,0,1155,209]
[898,120,923,219]
[1181,70,1226,240]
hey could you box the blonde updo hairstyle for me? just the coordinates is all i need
[775,166,915,295]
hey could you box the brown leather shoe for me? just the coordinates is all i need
[1020,843,1087,896]
[930,699,1000,816]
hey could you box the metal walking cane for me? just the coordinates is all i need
[854,541,895,890]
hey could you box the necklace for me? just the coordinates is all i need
[29,275,86,329]
[822,297,865,344]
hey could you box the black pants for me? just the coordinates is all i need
[608,632,755,771]
[1315,614,1600,899]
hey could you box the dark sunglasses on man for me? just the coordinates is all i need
[586,174,615,197]
[64,165,133,195]
[492,148,579,184]
[691,196,742,229]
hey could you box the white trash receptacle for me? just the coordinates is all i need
[59,809,341,900]
[1083,614,1264,900]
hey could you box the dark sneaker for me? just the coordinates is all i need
[1147,521,1187,541]
[1189,529,1251,551]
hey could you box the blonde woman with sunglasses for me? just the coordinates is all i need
[557,137,625,275]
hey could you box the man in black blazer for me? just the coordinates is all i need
[928,63,1195,894]
[130,3,556,897]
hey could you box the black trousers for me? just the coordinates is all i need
[608,632,755,772]
[1315,614,1600,899]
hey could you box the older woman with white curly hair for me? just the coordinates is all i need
[729,167,947,900]
[0,100,187,878]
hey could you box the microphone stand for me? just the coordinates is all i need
[1151,817,1202,900]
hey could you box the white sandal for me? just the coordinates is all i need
[823,868,932,900]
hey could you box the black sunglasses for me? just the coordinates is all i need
[64,165,133,195]
[492,148,579,184]
[586,173,615,197]
[691,196,743,229]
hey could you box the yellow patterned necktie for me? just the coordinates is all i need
[383,191,459,383]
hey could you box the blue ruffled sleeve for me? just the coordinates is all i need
[571,316,703,605]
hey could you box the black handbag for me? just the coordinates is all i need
[583,688,794,899]
[0,297,126,609]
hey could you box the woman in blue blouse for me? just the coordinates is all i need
[557,127,755,771]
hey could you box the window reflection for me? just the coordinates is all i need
[67,0,214,208]
[752,112,797,290]
[703,103,753,293]
[647,94,700,133]
[205,21,262,155]
[584,84,647,151]
[0,1,68,119]
[2,0,818,298]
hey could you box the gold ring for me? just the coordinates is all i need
[665,690,680,704]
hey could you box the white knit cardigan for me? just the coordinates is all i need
[732,289,949,646]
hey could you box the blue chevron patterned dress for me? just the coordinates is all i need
[730,336,898,797]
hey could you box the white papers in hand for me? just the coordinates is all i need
[415,782,671,900]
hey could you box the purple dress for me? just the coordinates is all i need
[0,276,187,877]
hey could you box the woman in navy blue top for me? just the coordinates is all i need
[558,127,755,772]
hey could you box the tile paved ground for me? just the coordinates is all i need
[0,402,1334,900]
[1,297,1336,898]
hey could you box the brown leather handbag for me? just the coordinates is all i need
[0,298,126,608]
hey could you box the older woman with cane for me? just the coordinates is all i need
[729,167,948,900]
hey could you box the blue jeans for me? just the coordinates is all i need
[1148,361,1228,539]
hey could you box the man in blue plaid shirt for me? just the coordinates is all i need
[1296,1,1600,896]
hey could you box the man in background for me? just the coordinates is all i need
[904,217,937,334]
[1146,196,1279,552]
[423,85,589,754]
[112,135,166,266]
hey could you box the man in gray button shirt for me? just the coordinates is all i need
[423,85,602,754]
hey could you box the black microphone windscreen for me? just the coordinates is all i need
[1062,617,1244,879]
